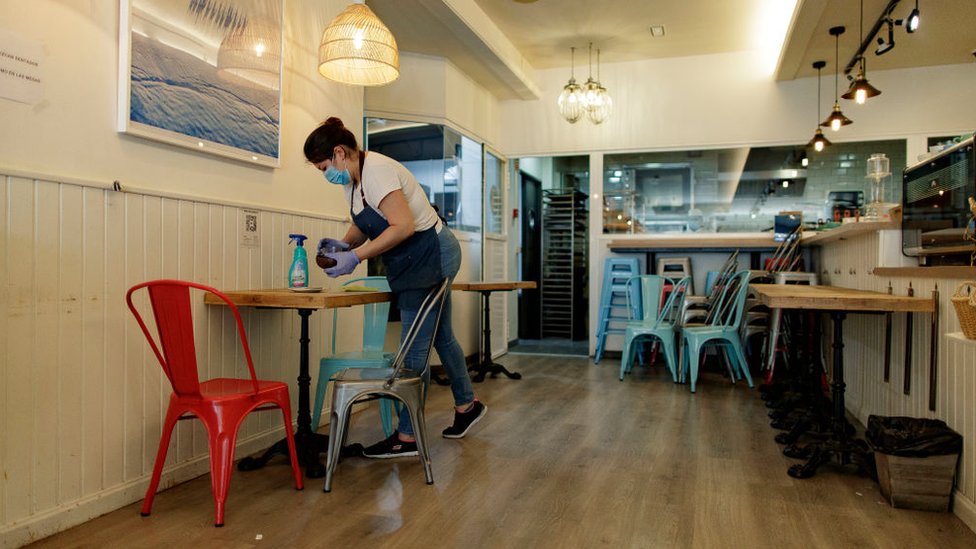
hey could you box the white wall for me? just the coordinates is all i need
[496,50,976,356]
[498,51,976,157]
[0,1,363,218]
[365,53,502,150]
[0,2,490,545]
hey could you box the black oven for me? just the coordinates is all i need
[902,136,976,265]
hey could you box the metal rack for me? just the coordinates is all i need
[541,189,588,339]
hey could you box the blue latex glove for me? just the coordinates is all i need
[323,250,360,277]
[317,237,350,256]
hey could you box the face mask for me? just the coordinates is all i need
[323,155,351,185]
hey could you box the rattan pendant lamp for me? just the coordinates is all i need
[217,18,282,91]
[318,1,399,86]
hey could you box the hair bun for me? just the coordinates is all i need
[323,117,344,128]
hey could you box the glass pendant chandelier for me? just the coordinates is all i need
[821,26,852,131]
[586,48,613,124]
[557,47,585,123]
[807,61,832,153]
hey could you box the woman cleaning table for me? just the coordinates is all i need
[304,117,487,458]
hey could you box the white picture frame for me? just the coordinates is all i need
[118,0,284,167]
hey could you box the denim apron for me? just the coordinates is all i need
[349,179,442,306]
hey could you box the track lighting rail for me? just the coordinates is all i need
[843,0,901,75]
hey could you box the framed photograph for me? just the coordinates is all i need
[118,0,284,167]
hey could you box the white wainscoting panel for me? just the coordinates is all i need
[818,232,976,531]
[485,234,508,356]
[0,172,354,545]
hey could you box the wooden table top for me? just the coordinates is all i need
[203,288,391,309]
[750,284,935,313]
[452,281,537,292]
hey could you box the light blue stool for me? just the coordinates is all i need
[311,276,399,436]
[594,257,641,364]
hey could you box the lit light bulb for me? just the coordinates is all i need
[831,118,841,131]
[815,140,824,152]
[254,42,266,57]
[801,157,809,167]
[353,28,364,50]
[855,89,866,104]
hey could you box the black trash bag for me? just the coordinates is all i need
[866,415,962,458]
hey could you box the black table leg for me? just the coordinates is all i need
[470,290,522,382]
[787,311,873,479]
[239,309,331,478]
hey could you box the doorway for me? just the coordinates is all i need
[518,171,542,340]
[513,156,590,357]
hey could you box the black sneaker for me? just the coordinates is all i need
[361,432,418,459]
[442,401,487,439]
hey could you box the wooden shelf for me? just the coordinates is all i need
[607,233,777,250]
[606,221,898,251]
[873,266,976,278]
[800,219,899,245]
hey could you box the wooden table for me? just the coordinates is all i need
[205,288,391,478]
[750,284,936,479]
[453,281,537,382]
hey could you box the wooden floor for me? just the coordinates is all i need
[30,356,976,548]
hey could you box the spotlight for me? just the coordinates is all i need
[905,0,920,33]
[875,19,895,55]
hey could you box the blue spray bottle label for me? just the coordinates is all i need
[288,234,309,288]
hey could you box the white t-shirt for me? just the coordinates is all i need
[345,151,440,232]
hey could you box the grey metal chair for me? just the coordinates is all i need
[323,278,450,492]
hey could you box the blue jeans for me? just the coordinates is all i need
[396,227,474,436]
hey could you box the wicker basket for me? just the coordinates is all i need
[952,281,976,339]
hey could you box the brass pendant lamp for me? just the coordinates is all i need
[842,0,881,104]
[807,61,831,153]
[821,26,853,131]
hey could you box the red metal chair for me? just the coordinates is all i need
[126,280,303,527]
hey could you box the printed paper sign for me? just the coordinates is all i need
[241,209,260,248]
[0,28,43,105]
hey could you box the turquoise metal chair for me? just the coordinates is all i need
[311,276,398,436]
[620,276,690,382]
[680,270,754,393]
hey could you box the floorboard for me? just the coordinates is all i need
[27,355,976,548]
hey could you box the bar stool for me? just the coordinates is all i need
[763,271,819,382]
[595,257,641,364]
[657,257,693,294]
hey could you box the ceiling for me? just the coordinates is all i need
[367,0,976,99]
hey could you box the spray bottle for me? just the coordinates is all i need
[288,234,309,288]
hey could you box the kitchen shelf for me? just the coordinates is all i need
[542,189,588,339]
